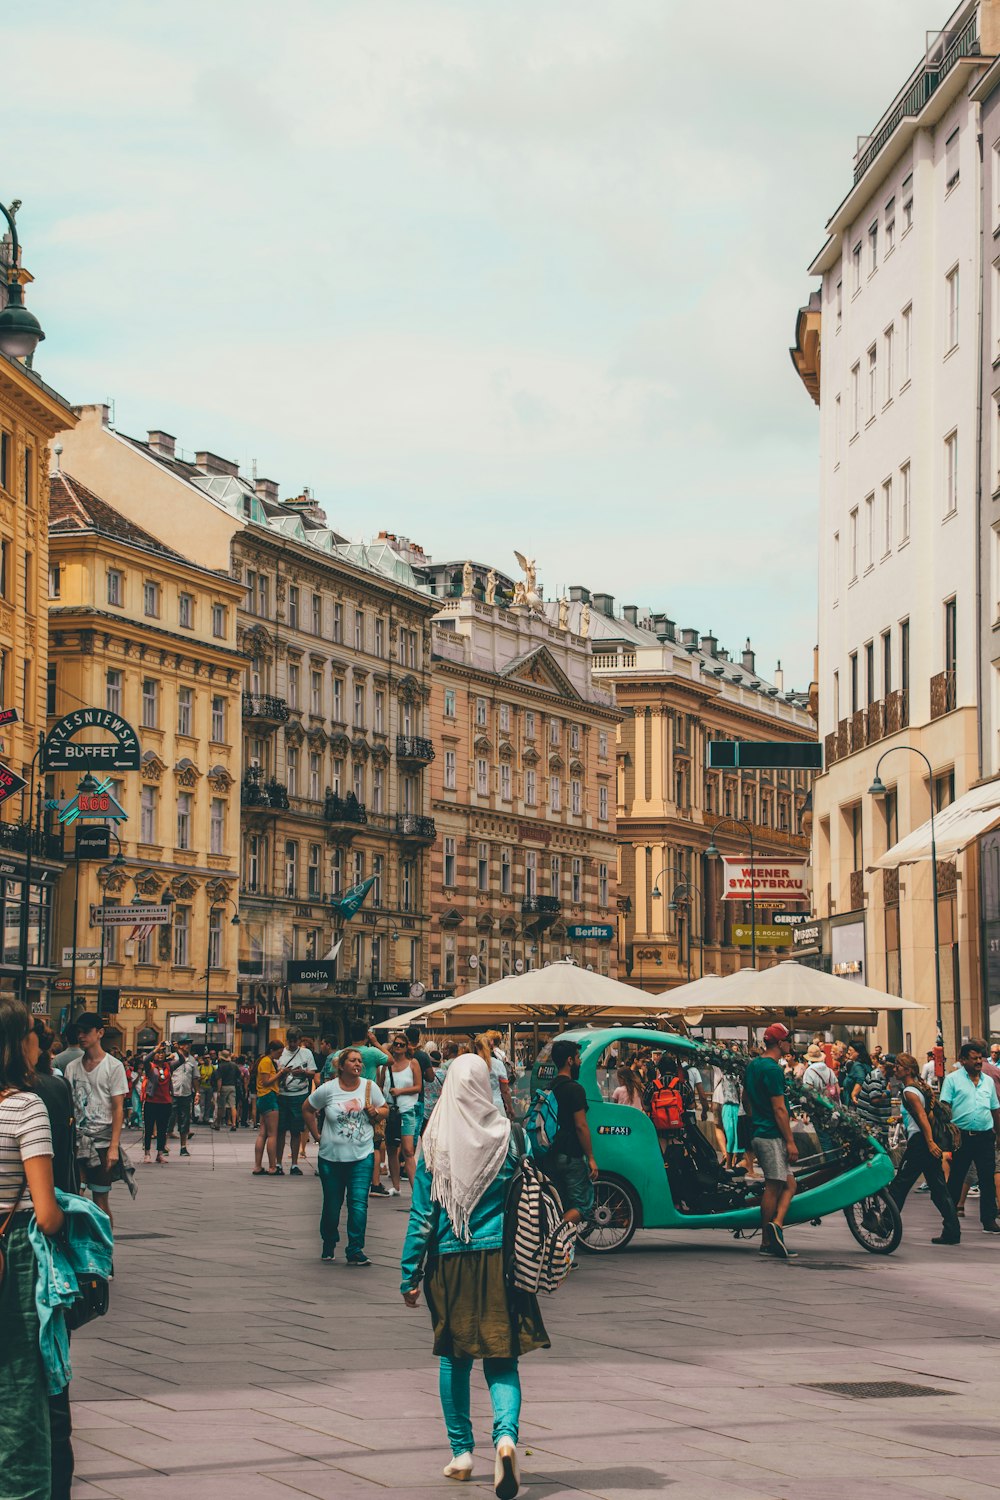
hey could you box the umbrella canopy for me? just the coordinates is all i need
[662,961,923,1026]
[372,961,674,1032]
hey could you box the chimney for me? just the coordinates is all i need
[569,585,591,604]
[195,450,240,478]
[774,660,785,692]
[147,429,176,459]
[742,638,756,674]
[592,592,615,618]
[254,477,279,504]
[623,605,639,626]
[679,628,699,648]
[700,631,718,657]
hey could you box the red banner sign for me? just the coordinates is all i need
[720,857,808,903]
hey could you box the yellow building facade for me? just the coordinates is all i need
[47,468,245,1049]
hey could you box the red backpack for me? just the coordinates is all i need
[648,1076,685,1132]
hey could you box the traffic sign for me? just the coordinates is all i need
[0,761,27,806]
[707,741,822,771]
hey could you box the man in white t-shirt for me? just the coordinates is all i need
[64,1012,128,1223]
[304,1048,388,1264]
[921,1052,939,1090]
[168,1038,199,1157]
[276,1027,317,1175]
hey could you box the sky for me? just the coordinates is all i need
[9,0,953,687]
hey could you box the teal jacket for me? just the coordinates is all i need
[28,1188,114,1393]
[400,1135,523,1294]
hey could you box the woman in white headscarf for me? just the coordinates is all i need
[400,1053,548,1498]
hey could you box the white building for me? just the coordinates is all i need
[795,0,1000,1054]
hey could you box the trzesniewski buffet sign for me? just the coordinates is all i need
[44,709,141,771]
[720,857,808,903]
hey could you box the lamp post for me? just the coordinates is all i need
[705,817,757,969]
[0,201,46,360]
[96,833,127,1018]
[869,748,943,1048]
[202,896,240,1034]
[652,870,706,981]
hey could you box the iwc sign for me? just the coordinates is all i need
[45,709,141,772]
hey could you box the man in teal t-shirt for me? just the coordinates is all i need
[744,1022,799,1260]
[323,1025,389,1084]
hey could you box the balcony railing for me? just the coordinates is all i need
[0,823,65,861]
[521,894,561,918]
[241,773,290,810]
[849,869,865,911]
[242,693,289,724]
[827,688,911,768]
[394,813,436,842]
[396,734,435,764]
[324,793,367,826]
[930,670,957,721]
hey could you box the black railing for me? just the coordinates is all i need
[394,813,436,840]
[242,693,289,722]
[324,792,367,826]
[521,895,561,916]
[241,772,290,810]
[0,823,65,860]
[396,735,435,763]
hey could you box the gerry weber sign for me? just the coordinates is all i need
[44,709,141,772]
[720,857,808,904]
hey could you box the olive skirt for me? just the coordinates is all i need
[0,1220,51,1500]
[425,1249,550,1360]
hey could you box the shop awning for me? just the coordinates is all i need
[871,778,1000,871]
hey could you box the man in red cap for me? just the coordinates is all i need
[744,1022,798,1259]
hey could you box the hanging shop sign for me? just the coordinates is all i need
[0,761,26,806]
[566,924,615,942]
[44,709,141,772]
[91,903,171,927]
[237,1006,258,1028]
[719,857,809,903]
[286,960,337,985]
[75,825,111,858]
[793,924,822,949]
[732,924,792,948]
[369,980,410,1000]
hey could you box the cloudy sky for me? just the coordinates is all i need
[11,0,950,685]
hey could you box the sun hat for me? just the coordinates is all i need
[804,1042,826,1064]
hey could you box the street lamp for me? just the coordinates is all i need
[664,875,706,982]
[869,748,943,1048]
[96,833,127,1017]
[705,816,757,969]
[0,201,46,360]
[202,895,240,1029]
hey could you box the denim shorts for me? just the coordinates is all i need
[545,1153,595,1218]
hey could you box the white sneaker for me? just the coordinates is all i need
[443,1453,473,1481]
[494,1441,519,1500]
[386,1187,401,1197]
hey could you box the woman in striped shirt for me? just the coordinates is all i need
[0,997,65,1499]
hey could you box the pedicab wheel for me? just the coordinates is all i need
[577,1175,638,1254]
[843,1189,902,1255]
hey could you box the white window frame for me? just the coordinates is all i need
[444,750,456,790]
[443,836,456,887]
[946,265,960,351]
[881,477,892,558]
[944,429,959,518]
[900,461,911,543]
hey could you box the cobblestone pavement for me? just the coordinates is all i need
[66,1125,1000,1500]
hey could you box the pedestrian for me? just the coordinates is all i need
[386,1032,423,1192]
[841,1042,871,1107]
[711,1067,743,1168]
[253,1040,287,1175]
[403,1024,435,1136]
[744,1022,798,1259]
[424,1040,458,1119]
[196,1052,216,1124]
[921,1051,938,1089]
[237,1054,252,1127]
[400,1053,549,1496]
[141,1043,173,1164]
[214,1050,240,1132]
[538,1039,597,1227]
[802,1042,840,1101]
[326,1021,396,1193]
[612,1065,645,1111]
[168,1037,199,1157]
[0,997,67,1500]
[476,1033,515,1121]
[303,1047,388,1265]
[51,1023,83,1076]
[942,1042,1000,1234]
[888,1054,961,1244]
[276,1027,317,1176]
[64,1013,129,1217]
[856,1052,895,1143]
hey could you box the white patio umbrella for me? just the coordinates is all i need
[662,960,923,1026]
[372,961,675,1032]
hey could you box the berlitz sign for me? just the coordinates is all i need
[720,857,808,903]
[45,709,141,772]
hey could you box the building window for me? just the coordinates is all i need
[288,663,300,710]
[900,461,911,542]
[868,219,878,274]
[143,580,159,617]
[212,603,226,638]
[444,750,457,790]
[883,324,894,403]
[881,478,892,557]
[849,507,859,581]
[902,174,913,230]
[882,630,892,697]
[500,762,512,800]
[478,842,489,891]
[476,757,489,796]
[501,847,512,894]
[176,792,192,850]
[835,278,843,326]
[173,907,190,967]
[571,778,582,815]
[549,718,560,746]
[946,127,960,191]
[288,747,299,798]
[599,863,609,907]
[867,345,877,421]
[107,569,123,607]
[140,785,157,843]
[372,853,384,907]
[850,362,860,434]
[443,936,456,987]
[444,688,456,718]
[287,585,299,630]
[332,678,343,721]
[211,694,226,742]
[310,592,322,635]
[475,697,487,727]
[549,777,561,812]
[206,907,223,970]
[549,854,561,896]
[331,846,343,896]
[944,266,961,354]
[141,678,158,728]
[525,850,537,897]
[945,597,958,679]
[850,652,859,714]
[179,592,194,629]
[105,669,122,715]
[598,730,608,758]
[332,602,343,643]
[284,840,298,897]
[355,609,364,650]
[852,241,862,294]
[525,768,536,805]
[885,196,895,253]
[498,702,510,733]
[332,757,344,795]
[374,690,385,733]
[525,712,535,739]
[901,304,912,384]
[865,640,875,705]
[46,664,56,714]
[210,797,225,855]
[311,670,322,716]
[177,686,193,736]
[599,784,608,821]
[375,617,384,657]
[572,858,582,904]
[310,752,322,801]
[944,430,958,517]
[443,836,456,887]
[401,860,413,910]
[353,684,365,727]
[46,559,58,599]
[0,430,7,491]
[372,765,384,811]
[833,530,840,603]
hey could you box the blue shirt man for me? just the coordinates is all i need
[941,1063,1000,1132]
[941,1043,1000,1233]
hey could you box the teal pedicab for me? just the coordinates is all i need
[532,1027,901,1257]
